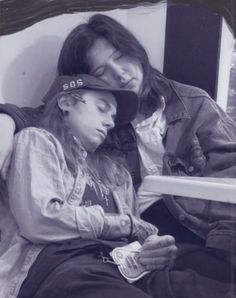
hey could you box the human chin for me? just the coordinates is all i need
[82,135,104,153]
[131,78,142,96]
[128,71,143,95]
[133,81,142,95]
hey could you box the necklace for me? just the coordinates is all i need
[86,170,110,206]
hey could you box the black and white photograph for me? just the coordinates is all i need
[0,1,236,297]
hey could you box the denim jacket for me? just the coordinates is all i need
[123,81,236,256]
[0,127,137,298]
[161,81,236,255]
[106,80,236,256]
[1,80,236,257]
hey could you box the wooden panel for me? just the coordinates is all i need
[0,1,235,36]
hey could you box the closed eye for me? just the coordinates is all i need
[113,50,123,60]
[98,106,106,112]
[97,101,108,113]
[96,98,117,121]
[92,67,105,78]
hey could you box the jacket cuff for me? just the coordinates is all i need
[75,205,105,239]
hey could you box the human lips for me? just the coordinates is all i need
[96,129,107,139]
[121,78,136,89]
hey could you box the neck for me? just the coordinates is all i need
[134,101,153,123]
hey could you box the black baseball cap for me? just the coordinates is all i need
[42,74,139,125]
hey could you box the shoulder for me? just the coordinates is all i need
[169,80,218,114]
[14,127,63,155]
[16,127,55,142]
[170,80,210,100]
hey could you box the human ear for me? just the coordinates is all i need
[57,95,74,113]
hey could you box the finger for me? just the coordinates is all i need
[145,264,169,271]
[142,235,175,250]
[145,259,175,271]
[140,245,177,258]
[167,245,178,258]
[139,256,171,269]
[1,152,11,179]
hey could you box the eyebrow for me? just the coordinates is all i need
[97,98,117,119]
[90,49,118,74]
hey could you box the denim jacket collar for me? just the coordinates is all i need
[165,81,191,124]
[102,80,191,152]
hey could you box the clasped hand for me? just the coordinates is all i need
[138,234,177,271]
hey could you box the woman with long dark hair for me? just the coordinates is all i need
[58,14,170,113]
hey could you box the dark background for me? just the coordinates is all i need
[163,4,222,98]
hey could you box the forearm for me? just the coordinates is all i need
[0,103,38,132]
[11,201,105,244]
[101,214,131,239]
[0,114,16,177]
[101,214,158,242]
[131,216,158,243]
[0,113,16,133]
[8,128,106,244]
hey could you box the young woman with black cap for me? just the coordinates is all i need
[0,74,177,298]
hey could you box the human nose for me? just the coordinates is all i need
[110,61,129,84]
[103,115,115,130]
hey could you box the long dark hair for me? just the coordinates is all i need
[58,14,171,110]
[37,90,129,189]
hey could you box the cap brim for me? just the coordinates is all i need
[42,75,139,125]
[83,85,139,125]
[112,90,139,125]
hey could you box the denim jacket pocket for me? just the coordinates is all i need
[163,152,189,176]
[176,138,206,176]
[163,145,206,177]
[188,138,206,175]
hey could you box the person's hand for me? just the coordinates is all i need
[0,114,15,179]
[138,234,177,271]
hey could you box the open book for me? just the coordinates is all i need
[142,176,236,204]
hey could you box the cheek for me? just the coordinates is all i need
[127,58,143,74]
[69,114,97,136]
[67,111,84,135]
[100,73,120,88]
[134,62,143,76]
